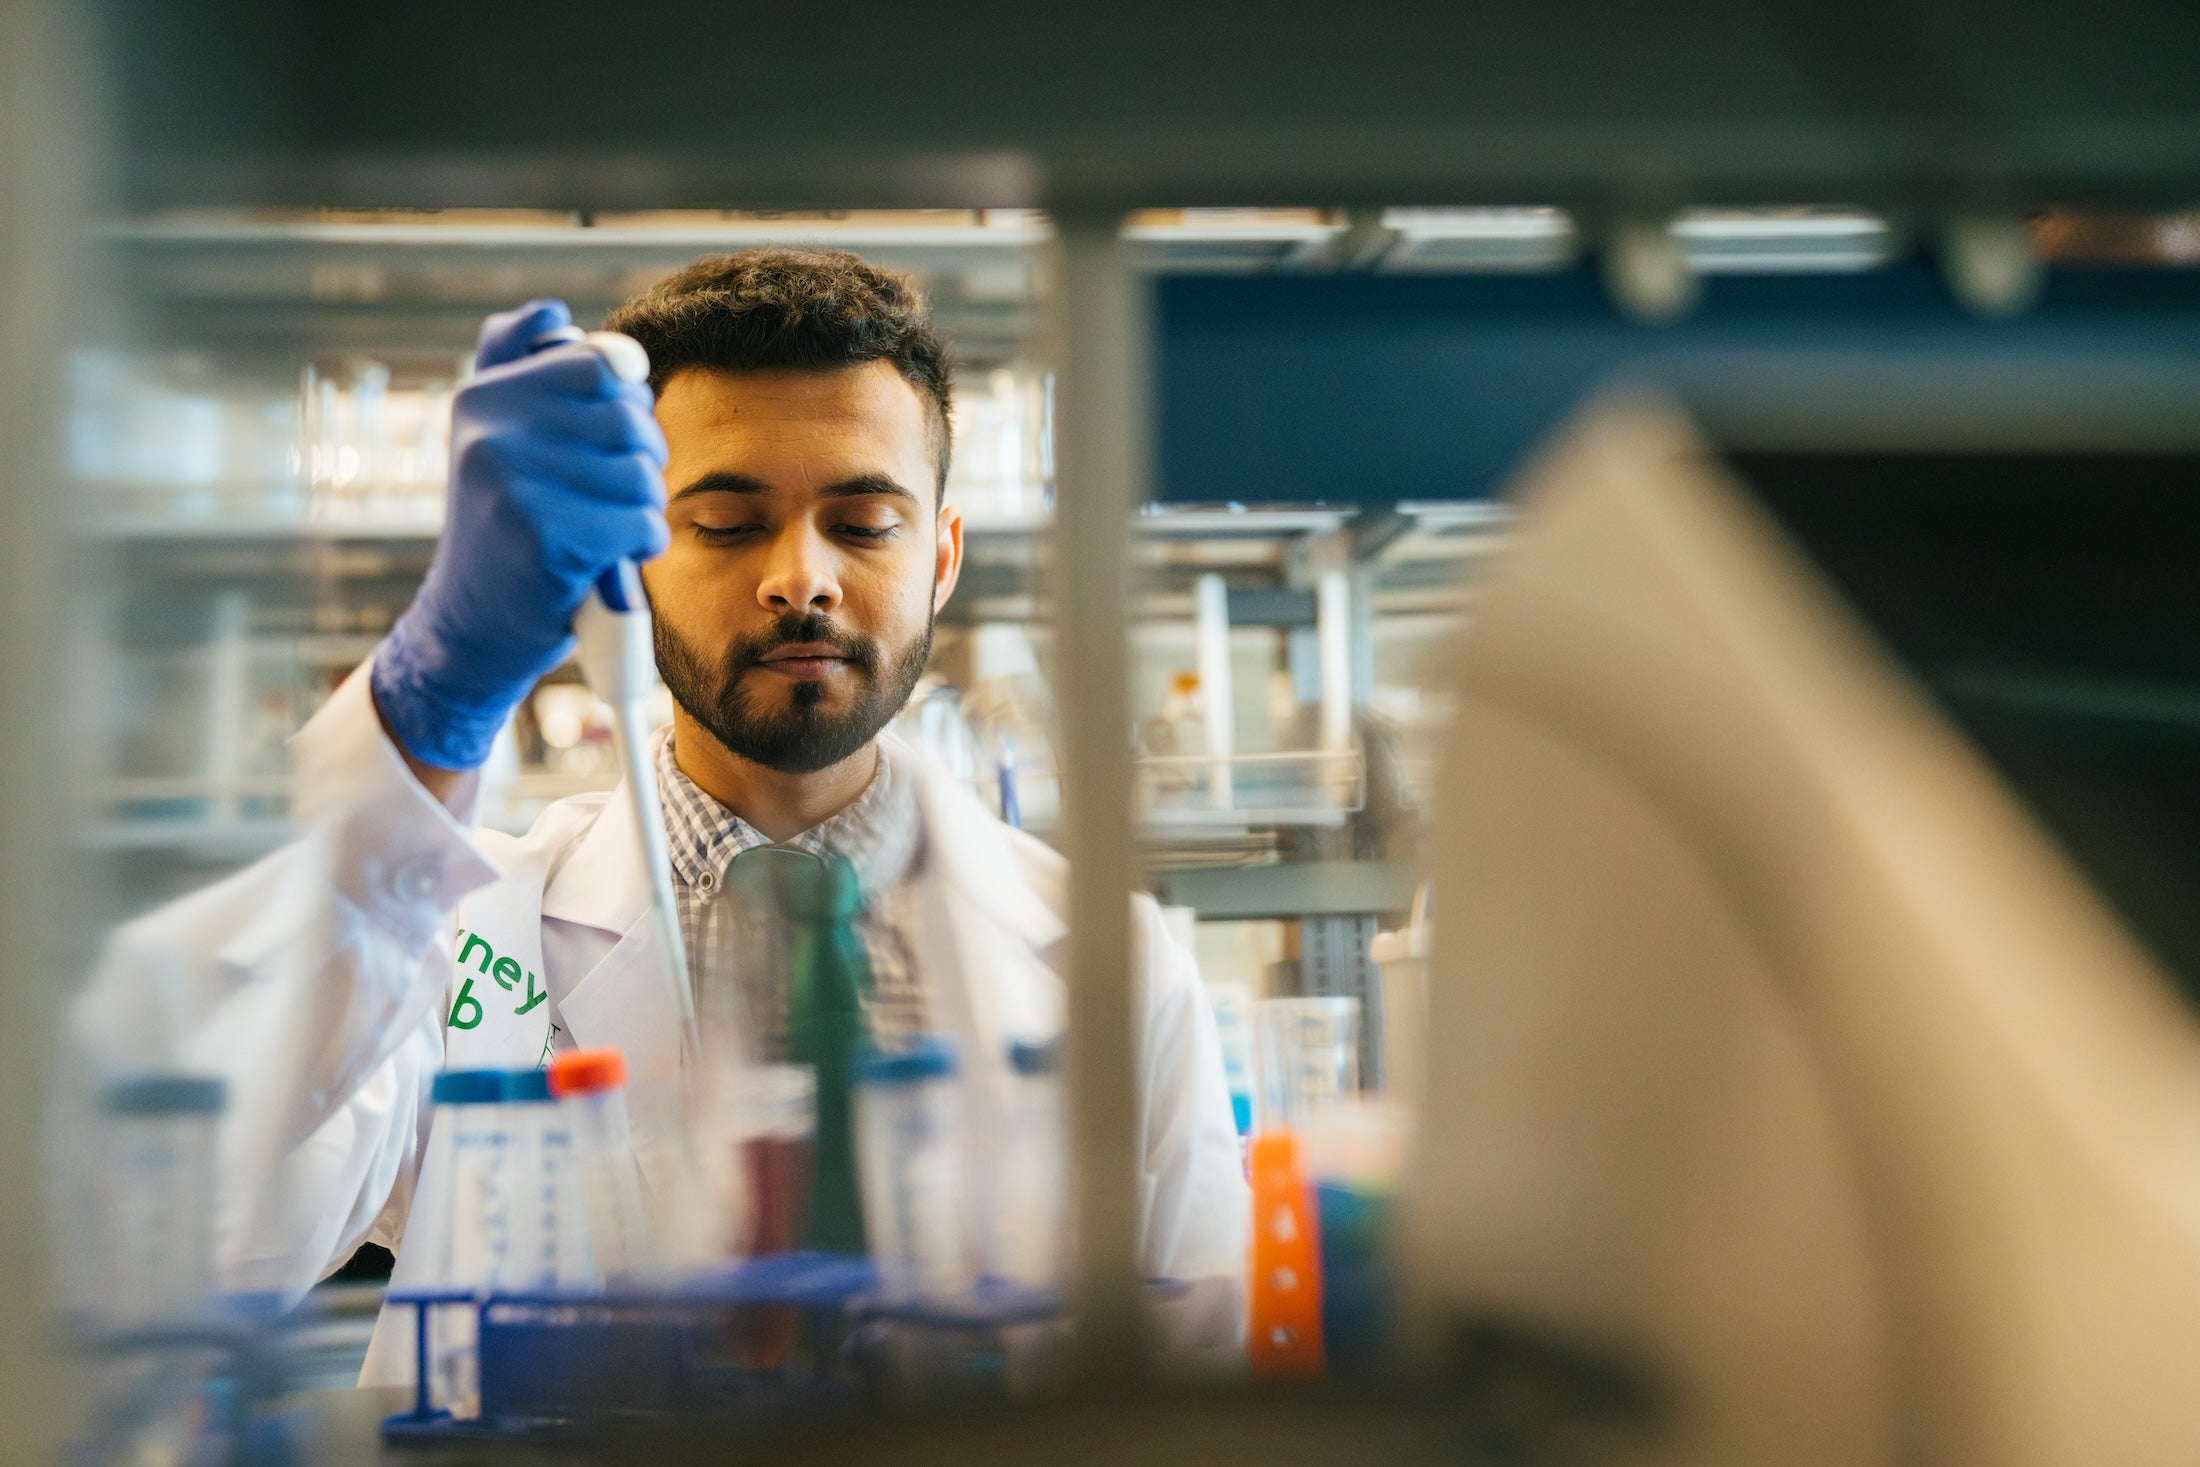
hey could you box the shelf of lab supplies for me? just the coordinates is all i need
[90,775,291,804]
[78,496,1492,883]
[1374,206,1898,275]
[1137,504,1357,539]
[102,208,1352,275]
[85,503,1052,544]
[101,211,1052,360]
[85,766,616,843]
[78,502,1375,544]
[84,810,580,865]
[102,206,1898,281]
[100,213,1051,251]
[1376,207,1583,272]
[82,500,1499,561]
[1152,860,1419,921]
[1136,749,1364,823]
[85,508,443,541]
[82,816,296,862]
[85,816,1368,872]
[84,763,1359,868]
[1120,209,1347,270]
[99,209,1360,363]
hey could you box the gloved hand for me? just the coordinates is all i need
[371,300,669,770]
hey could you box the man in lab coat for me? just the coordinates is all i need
[74,249,1249,1381]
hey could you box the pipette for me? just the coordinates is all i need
[531,326,699,1063]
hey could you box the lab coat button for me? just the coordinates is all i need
[392,858,439,904]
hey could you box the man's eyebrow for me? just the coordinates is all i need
[668,471,771,503]
[819,473,921,505]
[667,471,921,506]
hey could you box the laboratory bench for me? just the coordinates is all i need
[300,1375,1629,1467]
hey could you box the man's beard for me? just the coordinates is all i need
[655,607,934,775]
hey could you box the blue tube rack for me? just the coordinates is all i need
[381,1254,1066,1442]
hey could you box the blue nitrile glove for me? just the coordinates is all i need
[370,300,670,770]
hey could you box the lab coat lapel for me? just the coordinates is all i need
[896,734,1066,965]
[555,909,697,1210]
[897,744,1066,1122]
[894,745,1068,1273]
[539,789,652,939]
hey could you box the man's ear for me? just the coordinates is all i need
[932,499,965,612]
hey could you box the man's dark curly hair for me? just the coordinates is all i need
[604,247,954,493]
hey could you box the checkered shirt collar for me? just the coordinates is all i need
[651,727,922,898]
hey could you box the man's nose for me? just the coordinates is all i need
[755,524,843,614]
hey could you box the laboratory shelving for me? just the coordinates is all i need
[77,207,1552,942]
[89,203,2200,1023]
[78,500,1503,855]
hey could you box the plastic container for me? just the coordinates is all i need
[547,1048,647,1287]
[1246,1130,1324,1380]
[993,1038,1067,1290]
[1252,996,1360,1136]
[501,1067,588,1291]
[97,1073,227,1332]
[853,1036,970,1302]
[714,1063,817,1371]
[717,1064,817,1260]
[421,1069,511,1418]
[79,1076,230,1467]
[1299,1098,1413,1373]
[1207,983,1257,1140]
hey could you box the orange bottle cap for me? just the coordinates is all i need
[548,1048,627,1097]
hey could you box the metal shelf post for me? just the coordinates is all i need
[1052,212,1151,1379]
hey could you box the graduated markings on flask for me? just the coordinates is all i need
[447,928,549,1031]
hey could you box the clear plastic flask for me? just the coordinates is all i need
[501,1066,585,1291]
[993,1038,1067,1291]
[853,1036,971,1302]
[83,1075,228,1467]
[420,1068,511,1418]
[96,1073,226,1333]
[1252,996,1360,1135]
[546,1048,648,1287]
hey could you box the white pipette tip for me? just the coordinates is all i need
[582,331,651,386]
[533,324,650,386]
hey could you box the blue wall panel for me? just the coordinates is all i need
[1153,264,2200,507]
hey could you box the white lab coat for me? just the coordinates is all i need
[69,666,1250,1381]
